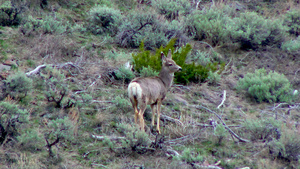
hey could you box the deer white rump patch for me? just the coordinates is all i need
[128,82,143,100]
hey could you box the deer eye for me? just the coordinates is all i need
[167,63,173,66]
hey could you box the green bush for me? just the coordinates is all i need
[163,20,190,47]
[4,72,33,100]
[115,66,135,83]
[268,130,300,162]
[88,5,123,35]
[0,1,21,26]
[230,12,286,49]
[178,148,204,164]
[283,9,300,36]
[132,39,224,84]
[20,14,69,35]
[207,71,221,86]
[17,129,44,152]
[140,66,159,77]
[116,11,168,50]
[184,7,235,46]
[41,67,73,108]
[281,37,300,52]
[237,68,293,103]
[151,0,191,20]
[242,117,281,141]
[0,101,29,144]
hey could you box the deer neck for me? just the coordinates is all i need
[158,67,174,89]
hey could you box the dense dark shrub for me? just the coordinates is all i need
[132,39,224,84]
[0,1,21,26]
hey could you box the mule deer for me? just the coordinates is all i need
[128,50,182,134]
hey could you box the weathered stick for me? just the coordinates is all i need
[26,62,81,76]
[217,90,226,109]
[90,134,126,141]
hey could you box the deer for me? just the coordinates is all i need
[128,50,182,134]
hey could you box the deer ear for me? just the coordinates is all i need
[161,52,166,62]
[167,49,172,59]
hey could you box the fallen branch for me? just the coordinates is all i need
[217,90,226,109]
[160,114,184,127]
[90,134,126,141]
[26,62,81,76]
[192,105,250,143]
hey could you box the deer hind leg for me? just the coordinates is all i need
[130,99,139,124]
[138,103,147,132]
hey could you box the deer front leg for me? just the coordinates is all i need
[156,101,162,134]
[150,103,158,133]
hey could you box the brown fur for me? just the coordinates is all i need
[128,50,182,134]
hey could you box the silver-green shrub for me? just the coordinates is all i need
[283,9,300,36]
[88,5,123,35]
[184,8,234,46]
[281,37,300,52]
[4,72,33,100]
[268,130,300,162]
[20,14,69,35]
[237,68,293,103]
[151,0,191,20]
[230,12,286,49]
[242,117,282,141]
[116,11,168,50]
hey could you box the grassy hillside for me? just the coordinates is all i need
[0,0,300,168]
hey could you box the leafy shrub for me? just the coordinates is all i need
[177,148,204,164]
[44,117,75,157]
[0,101,29,145]
[140,66,159,77]
[214,123,228,145]
[41,67,73,108]
[112,96,131,112]
[3,72,33,100]
[162,20,190,47]
[283,9,300,36]
[0,1,21,26]
[17,129,44,152]
[207,71,221,86]
[132,39,224,84]
[237,68,293,103]
[184,7,235,46]
[117,123,150,153]
[88,5,123,35]
[268,130,300,162]
[242,117,281,141]
[20,14,69,35]
[230,12,286,50]
[116,11,168,50]
[115,66,135,83]
[151,0,191,20]
[281,37,300,52]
